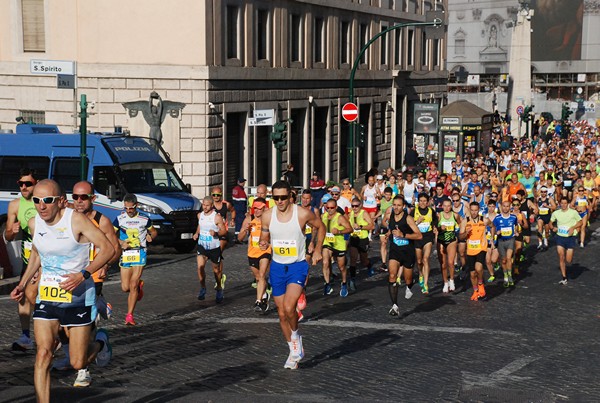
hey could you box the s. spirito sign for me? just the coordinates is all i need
[30,60,76,75]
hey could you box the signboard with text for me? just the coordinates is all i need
[413,103,439,134]
[30,59,76,75]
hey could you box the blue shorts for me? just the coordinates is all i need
[33,303,97,327]
[120,248,147,268]
[269,260,309,297]
[555,235,577,250]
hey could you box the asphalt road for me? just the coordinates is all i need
[1,230,599,402]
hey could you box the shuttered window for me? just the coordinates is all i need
[21,0,45,52]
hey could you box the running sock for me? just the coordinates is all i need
[388,282,399,305]
[291,329,299,339]
[23,329,30,338]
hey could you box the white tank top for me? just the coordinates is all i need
[363,185,377,208]
[197,210,221,250]
[270,204,306,264]
[403,182,416,204]
[33,208,94,307]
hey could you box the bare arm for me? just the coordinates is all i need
[237,216,252,242]
[215,214,227,237]
[100,215,121,265]
[304,209,326,265]
[4,199,20,241]
[334,215,353,235]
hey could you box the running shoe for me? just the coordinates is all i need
[389,304,399,316]
[448,279,455,292]
[214,274,227,290]
[396,276,401,285]
[454,264,461,273]
[537,243,543,250]
[52,354,72,371]
[503,280,509,288]
[421,283,429,295]
[254,300,262,312]
[137,280,144,302]
[580,242,584,249]
[216,289,224,303]
[73,369,91,387]
[266,285,273,296]
[97,296,109,320]
[106,303,113,320]
[508,277,514,287]
[470,290,480,301]
[125,313,136,326]
[260,298,270,313]
[197,287,207,301]
[95,329,112,367]
[367,267,376,277]
[478,284,486,298]
[487,275,495,283]
[297,292,307,311]
[297,309,304,322]
[442,282,449,293]
[340,283,349,298]
[379,263,388,272]
[405,286,413,300]
[284,351,298,369]
[418,275,424,288]
[348,278,357,292]
[251,280,257,289]
[290,336,304,362]
[12,334,33,352]
[323,283,333,295]
[558,278,568,285]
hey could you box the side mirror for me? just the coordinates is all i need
[107,184,118,201]
[186,183,192,193]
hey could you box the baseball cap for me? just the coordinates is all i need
[312,171,319,176]
[330,186,341,193]
[252,200,266,209]
[376,175,383,180]
[238,177,247,183]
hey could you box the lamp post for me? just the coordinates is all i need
[79,94,88,181]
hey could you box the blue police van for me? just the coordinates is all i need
[0,123,200,253]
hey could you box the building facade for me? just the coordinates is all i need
[0,0,448,197]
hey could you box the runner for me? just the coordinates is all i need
[4,168,38,352]
[570,186,590,248]
[193,196,227,302]
[412,193,437,294]
[550,196,583,285]
[375,187,394,273]
[491,200,520,288]
[451,192,468,272]
[321,199,353,297]
[231,178,248,244]
[297,189,320,321]
[238,197,271,312]
[212,185,234,289]
[259,180,325,369]
[399,171,417,211]
[248,184,276,209]
[536,186,556,251]
[485,198,500,282]
[382,196,422,316]
[459,202,488,301]
[361,176,380,233]
[10,179,113,403]
[348,198,375,291]
[436,199,460,293]
[113,193,157,325]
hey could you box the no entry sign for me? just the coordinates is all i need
[342,102,359,122]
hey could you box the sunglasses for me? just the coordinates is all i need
[32,196,60,204]
[326,206,337,210]
[271,195,289,201]
[17,181,34,188]
[452,199,460,202]
[343,183,350,185]
[351,204,361,207]
[72,193,93,201]
[331,192,340,195]
[211,193,222,197]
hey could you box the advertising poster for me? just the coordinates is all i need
[443,135,458,173]
[413,103,439,134]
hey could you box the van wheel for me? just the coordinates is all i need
[174,241,196,254]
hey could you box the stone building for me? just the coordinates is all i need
[0,0,447,197]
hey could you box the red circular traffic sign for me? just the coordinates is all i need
[516,105,524,115]
[342,102,359,122]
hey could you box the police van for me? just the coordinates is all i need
[0,123,200,253]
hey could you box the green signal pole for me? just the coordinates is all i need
[348,18,442,184]
[79,94,88,181]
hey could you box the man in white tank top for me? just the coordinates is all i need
[259,181,325,370]
[193,196,227,303]
[10,179,114,403]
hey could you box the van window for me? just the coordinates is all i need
[120,165,186,193]
[93,166,119,197]
[0,156,49,191]
[53,158,88,192]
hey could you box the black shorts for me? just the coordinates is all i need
[33,303,95,327]
[197,245,222,264]
[389,246,415,269]
[466,251,486,271]
[538,214,551,225]
[349,237,369,253]
[415,232,435,249]
[521,227,531,237]
[248,253,271,269]
[218,234,228,242]
[324,246,346,258]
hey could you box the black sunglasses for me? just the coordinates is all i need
[211,193,222,197]
[272,195,289,201]
[17,181,34,188]
[72,193,93,201]
[32,196,60,204]
[351,204,361,207]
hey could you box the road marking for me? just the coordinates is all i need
[216,317,518,336]
[462,356,539,390]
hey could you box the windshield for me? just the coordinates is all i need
[119,164,187,193]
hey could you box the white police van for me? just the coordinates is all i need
[0,123,200,253]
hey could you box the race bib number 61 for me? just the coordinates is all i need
[272,239,298,257]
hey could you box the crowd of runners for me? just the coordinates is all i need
[5,119,599,399]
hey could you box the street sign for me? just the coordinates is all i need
[342,102,359,122]
[516,105,524,115]
[30,59,75,75]
[57,74,76,89]
[248,109,275,126]
[248,117,274,126]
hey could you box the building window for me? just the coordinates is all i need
[380,25,388,66]
[407,29,414,65]
[19,110,45,124]
[226,5,241,59]
[290,13,303,63]
[432,38,440,67]
[359,23,369,65]
[314,17,325,63]
[455,38,465,55]
[394,28,403,66]
[256,9,269,61]
[340,21,350,65]
[421,31,429,67]
[21,0,45,52]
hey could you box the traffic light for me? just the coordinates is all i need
[270,122,287,149]
[561,103,572,121]
[358,124,366,147]
[522,105,533,123]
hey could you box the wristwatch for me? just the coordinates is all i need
[81,270,91,280]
